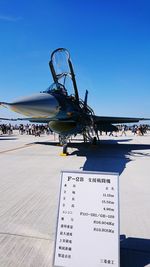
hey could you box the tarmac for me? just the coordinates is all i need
[0,130,150,267]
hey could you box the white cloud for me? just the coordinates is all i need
[0,15,22,22]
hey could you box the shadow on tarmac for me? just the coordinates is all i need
[120,235,150,267]
[34,139,150,175]
[0,137,18,141]
[69,139,150,175]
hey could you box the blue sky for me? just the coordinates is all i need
[0,0,150,119]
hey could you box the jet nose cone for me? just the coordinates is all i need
[9,93,60,117]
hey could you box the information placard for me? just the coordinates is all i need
[53,170,119,267]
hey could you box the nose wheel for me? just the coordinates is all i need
[59,135,69,156]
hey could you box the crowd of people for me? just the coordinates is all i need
[0,123,14,135]
[0,123,150,137]
[0,123,53,136]
[18,124,53,136]
[107,124,149,137]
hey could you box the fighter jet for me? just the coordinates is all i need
[1,48,149,153]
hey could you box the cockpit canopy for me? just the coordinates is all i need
[42,82,67,95]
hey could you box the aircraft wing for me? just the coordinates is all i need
[1,115,150,124]
[0,118,13,121]
[0,117,31,122]
[93,115,150,124]
[0,117,75,123]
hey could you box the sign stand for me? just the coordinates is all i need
[53,170,120,267]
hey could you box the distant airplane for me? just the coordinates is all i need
[0,48,149,154]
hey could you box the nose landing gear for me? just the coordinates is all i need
[59,135,69,156]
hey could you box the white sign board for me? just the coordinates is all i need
[53,170,119,267]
